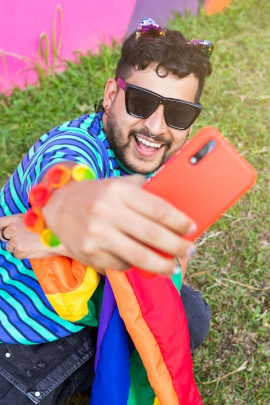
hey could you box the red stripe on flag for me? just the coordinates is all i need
[126,269,203,404]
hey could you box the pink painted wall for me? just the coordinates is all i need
[0,0,136,93]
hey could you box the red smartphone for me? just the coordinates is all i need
[135,126,257,275]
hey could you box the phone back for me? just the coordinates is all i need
[143,127,257,242]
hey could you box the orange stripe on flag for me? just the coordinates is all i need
[30,257,87,294]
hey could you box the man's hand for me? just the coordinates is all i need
[43,175,196,276]
[0,214,70,260]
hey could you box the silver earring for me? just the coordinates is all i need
[149,132,156,138]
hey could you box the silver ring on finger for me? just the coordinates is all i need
[1,227,10,241]
[6,242,15,254]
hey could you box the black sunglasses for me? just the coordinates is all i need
[117,78,202,130]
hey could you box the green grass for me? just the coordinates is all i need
[0,0,269,403]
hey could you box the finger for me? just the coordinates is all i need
[100,227,177,275]
[121,174,146,187]
[114,205,194,259]
[122,188,196,236]
[0,215,15,230]
[0,227,11,242]
[5,241,15,254]
[69,243,131,272]
[0,214,25,241]
[94,255,130,272]
[0,216,13,241]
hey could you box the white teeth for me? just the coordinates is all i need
[136,136,161,148]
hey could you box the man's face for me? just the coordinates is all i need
[103,67,199,174]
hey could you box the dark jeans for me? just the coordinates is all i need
[0,285,210,405]
[181,284,211,352]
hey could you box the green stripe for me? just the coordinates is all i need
[24,152,99,196]
[49,133,105,164]
[127,348,155,405]
[21,131,100,184]
[75,281,104,326]
[28,144,35,160]
[171,268,182,295]
[112,168,121,177]
[96,150,103,171]
[17,162,24,192]
[1,249,37,279]
[56,126,92,136]
[26,175,32,196]
[107,149,115,158]
[81,115,96,130]
[33,138,99,169]
[98,134,106,142]
[0,308,33,344]
[33,152,68,182]
[37,154,96,178]
[0,268,83,333]
[9,175,27,213]
[0,188,12,216]
[17,161,23,179]
[0,290,57,341]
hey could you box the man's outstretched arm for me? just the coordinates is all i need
[41,172,196,276]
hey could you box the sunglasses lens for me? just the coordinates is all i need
[166,101,199,129]
[128,89,158,118]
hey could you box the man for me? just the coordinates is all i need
[0,19,212,404]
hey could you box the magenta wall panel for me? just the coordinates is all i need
[1,0,216,93]
[0,0,137,92]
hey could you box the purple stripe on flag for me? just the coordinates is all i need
[94,277,117,370]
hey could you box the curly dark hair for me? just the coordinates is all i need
[115,28,212,103]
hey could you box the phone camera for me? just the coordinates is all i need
[190,157,198,164]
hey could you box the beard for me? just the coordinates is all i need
[105,106,173,175]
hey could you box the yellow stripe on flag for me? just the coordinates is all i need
[46,267,100,321]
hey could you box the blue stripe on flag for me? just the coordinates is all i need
[91,306,130,405]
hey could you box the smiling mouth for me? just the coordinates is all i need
[135,135,162,149]
[134,135,164,157]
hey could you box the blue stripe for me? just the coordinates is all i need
[1,249,38,280]
[0,268,80,336]
[0,308,33,344]
[9,174,27,213]
[2,181,19,214]
[12,169,28,209]
[0,323,17,344]
[91,307,130,405]
[0,276,77,339]
[0,297,47,343]
[0,185,14,215]
[0,253,53,298]
[22,137,106,191]
[21,258,33,270]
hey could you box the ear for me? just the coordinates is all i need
[103,78,117,113]
[182,125,193,145]
[187,125,193,136]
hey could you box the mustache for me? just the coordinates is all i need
[129,128,171,146]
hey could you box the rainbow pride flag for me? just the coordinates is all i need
[31,258,203,404]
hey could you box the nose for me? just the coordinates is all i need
[144,104,167,135]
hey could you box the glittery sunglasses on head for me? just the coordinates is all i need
[135,17,214,60]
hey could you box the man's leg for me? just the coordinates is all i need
[0,327,96,405]
[181,284,211,352]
